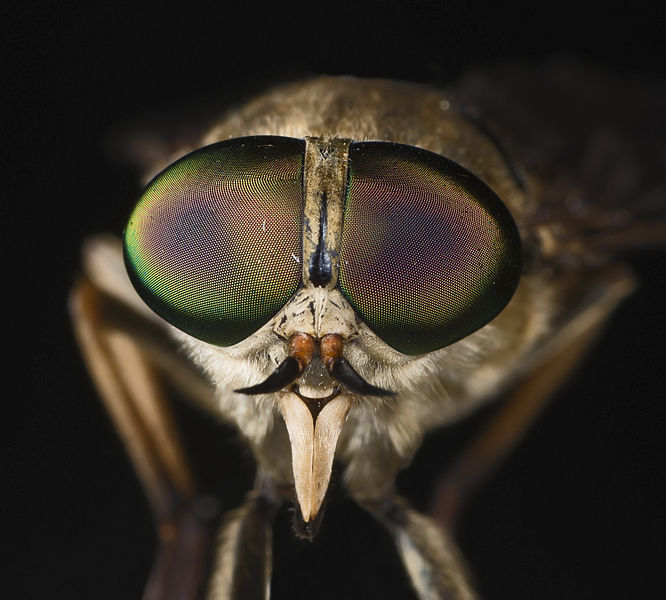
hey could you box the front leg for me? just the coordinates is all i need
[207,471,289,600]
[343,442,477,600]
[206,416,295,600]
[377,497,477,600]
[69,270,217,600]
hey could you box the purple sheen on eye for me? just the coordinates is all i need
[339,142,521,355]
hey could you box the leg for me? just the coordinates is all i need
[70,275,195,521]
[350,492,477,600]
[344,443,477,599]
[70,237,219,599]
[206,472,290,600]
[429,265,636,530]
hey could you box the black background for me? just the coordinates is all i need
[6,2,665,599]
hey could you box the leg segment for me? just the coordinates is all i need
[356,494,477,600]
[429,265,636,530]
[207,473,288,600]
[70,274,216,599]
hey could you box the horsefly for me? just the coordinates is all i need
[70,58,665,599]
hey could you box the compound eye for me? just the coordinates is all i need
[124,136,304,346]
[339,142,522,355]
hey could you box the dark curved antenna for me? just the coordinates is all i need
[235,357,302,395]
[329,358,395,397]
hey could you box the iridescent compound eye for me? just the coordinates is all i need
[339,142,522,355]
[124,136,304,346]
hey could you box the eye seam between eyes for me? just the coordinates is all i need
[301,137,351,290]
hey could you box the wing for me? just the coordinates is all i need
[450,56,666,257]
